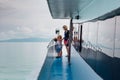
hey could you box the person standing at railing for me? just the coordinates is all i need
[62,25,69,57]
[54,35,63,58]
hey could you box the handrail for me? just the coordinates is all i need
[47,39,55,48]
[83,41,102,52]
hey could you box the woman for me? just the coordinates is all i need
[63,25,69,56]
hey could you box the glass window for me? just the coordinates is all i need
[88,22,98,45]
[83,23,89,42]
[98,18,115,57]
[115,16,120,58]
[83,23,89,48]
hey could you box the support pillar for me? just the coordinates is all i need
[68,19,73,64]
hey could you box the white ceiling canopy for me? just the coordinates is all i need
[47,0,120,22]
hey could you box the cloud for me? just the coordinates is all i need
[0,0,69,40]
[16,26,33,34]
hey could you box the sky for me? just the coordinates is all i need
[0,0,69,40]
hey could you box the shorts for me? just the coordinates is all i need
[64,40,69,46]
[55,45,62,53]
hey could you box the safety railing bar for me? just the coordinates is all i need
[83,41,102,52]
[47,39,55,48]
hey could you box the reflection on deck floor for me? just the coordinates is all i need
[38,46,103,80]
[49,57,72,80]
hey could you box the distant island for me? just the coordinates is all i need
[0,37,51,42]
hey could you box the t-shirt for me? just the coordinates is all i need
[56,41,62,48]
[64,30,69,41]
[55,41,62,53]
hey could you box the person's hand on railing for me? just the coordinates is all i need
[47,39,55,48]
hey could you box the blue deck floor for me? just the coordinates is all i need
[49,57,72,80]
[38,46,103,80]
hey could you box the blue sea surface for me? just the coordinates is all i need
[0,42,48,80]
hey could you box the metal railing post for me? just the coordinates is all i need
[68,18,73,64]
[79,24,83,52]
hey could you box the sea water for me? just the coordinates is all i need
[0,42,48,80]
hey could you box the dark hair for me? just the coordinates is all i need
[53,38,57,42]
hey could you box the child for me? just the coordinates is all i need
[55,35,62,58]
